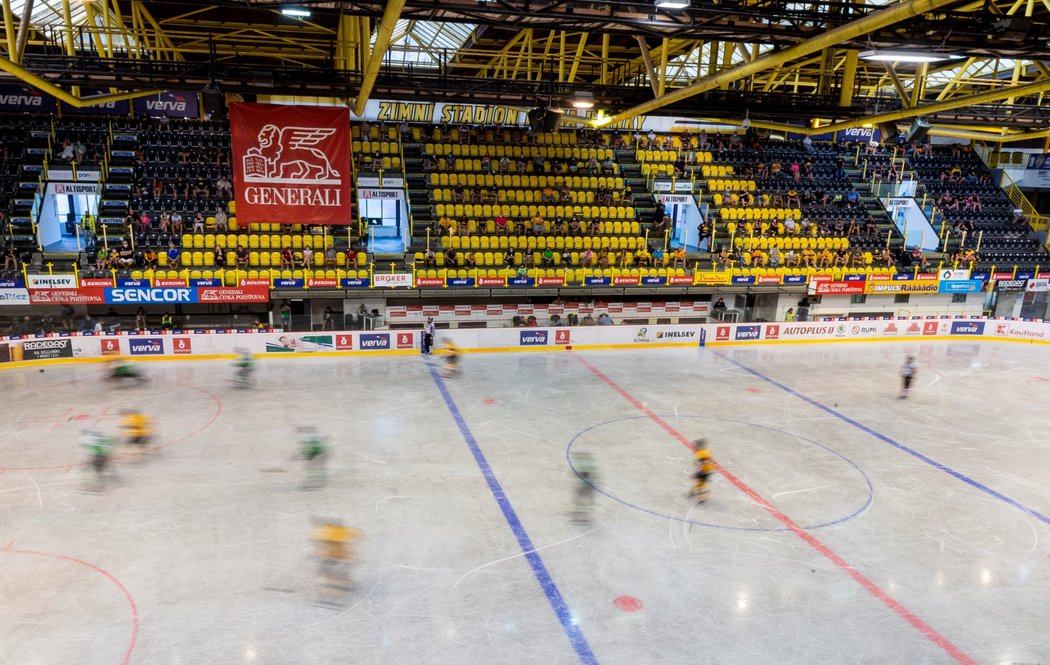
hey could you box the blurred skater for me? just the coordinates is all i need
[440,339,461,378]
[899,355,917,398]
[82,430,117,490]
[297,426,330,490]
[120,410,154,461]
[688,439,716,503]
[107,358,146,385]
[234,349,255,389]
[311,519,361,605]
[571,452,598,522]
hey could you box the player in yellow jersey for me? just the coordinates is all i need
[120,410,154,460]
[689,439,716,503]
[311,519,362,605]
[440,338,461,378]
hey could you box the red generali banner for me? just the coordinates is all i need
[230,102,351,225]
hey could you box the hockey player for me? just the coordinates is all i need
[108,358,146,384]
[689,439,716,502]
[120,411,154,460]
[234,349,255,389]
[82,430,117,490]
[571,452,598,522]
[440,339,461,378]
[297,426,330,490]
[311,519,361,605]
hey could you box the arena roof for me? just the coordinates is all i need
[0,0,1046,142]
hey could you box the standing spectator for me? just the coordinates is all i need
[135,306,147,330]
[422,316,435,355]
[280,302,292,330]
[323,306,336,330]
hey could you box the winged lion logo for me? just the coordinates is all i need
[242,124,341,184]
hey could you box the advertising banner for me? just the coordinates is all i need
[864,280,940,295]
[519,330,549,346]
[810,280,866,295]
[0,288,29,305]
[28,288,106,304]
[949,321,985,336]
[358,333,390,350]
[27,274,77,289]
[1025,278,1050,292]
[265,334,334,353]
[0,85,57,113]
[0,342,8,363]
[231,103,352,225]
[372,273,413,288]
[104,286,270,304]
[133,91,200,118]
[129,337,164,355]
[100,338,121,356]
[60,89,130,116]
[938,280,983,294]
[21,338,73,360]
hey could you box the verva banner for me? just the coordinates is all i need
[230,103,352,225]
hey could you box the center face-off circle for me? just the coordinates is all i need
[566,415,874,532]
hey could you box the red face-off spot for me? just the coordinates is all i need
[482,399,498,405]
[746,387,762,393]
[613,595,643,612]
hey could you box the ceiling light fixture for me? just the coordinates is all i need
[281,7,312,18]
[858,50,949,63]
[655,0,691,9]
[570,91,595,110]
[740,110,752,128]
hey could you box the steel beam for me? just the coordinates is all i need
[13,0,33,65]
[354,0,407,115]
[597,0,959,126]
[883,62,913,108]
[636,36,659,96]
[839,49,858,106]
[0,55,163,106]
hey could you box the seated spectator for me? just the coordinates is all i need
[816,247,833,267]
[171,211,184,234]
[910,246,927,269]
[437,214,454,235]
[530,216,546,236]
[767,245,781,268]
[166,242,181,269]
[159,211,171,233]
[877,247,893,267]
[833,247,849,267]
[234,244,249,270]
[581,248,595,267]
[301,245,314,268]
[215,176,233,199]
[116,240,134,268]
[568,217,582,235]
[213,245,226,267]
[865,218,879,238]
[582,313,596,325]
[845,188,861,208]
[143,248,158,269]
[444,247,457,266]
[597,313,613,325]
[541,185,556,203]
[193,212,205,233]
[214,208,228,232]
[2,244,18,271]
[653,247,666,266]
[540,248,555,267]
[345,248,359,269]
[636,246,653,267]
[494,213,508,234]
[784,249,800,267]
[423,247,436,268]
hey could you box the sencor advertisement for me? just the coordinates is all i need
[519,330,549,346]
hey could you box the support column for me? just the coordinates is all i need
[839,49,858,107]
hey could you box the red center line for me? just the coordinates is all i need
[573,353,978,665]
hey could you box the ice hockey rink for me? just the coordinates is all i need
[1,339,1048,665]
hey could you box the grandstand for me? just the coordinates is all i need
[3,2,1050,664]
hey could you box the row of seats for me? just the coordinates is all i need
[180,233,335,250]
[441,234,646,251]
[709,178,757,193]
[424,143,610,159]
[431,158,619,175]
[429,173,624,190]
[163,251,367,269]
[432,189,620,205]
[720,207,804,221]
[129,268,372,284]
[351,140,399,155]
[433,204,636,221]
[433,251,661,268]
[734,237,851,251]
[435,220,643,236]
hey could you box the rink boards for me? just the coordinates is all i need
[0,316,1048,367]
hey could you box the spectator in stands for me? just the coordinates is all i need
[325,246,337,268]
[234,244,248,270]
[515,156,527,173]
[800,246,816,269]
[598,247,611,268]
[166,241,181,269]
[653,247,666,267]
[158,211,170,233]
[2,244,17,271]
[95,245,110,270]
[143,248,158,269]
[498,155,510,174]
[845,187,861,208]
[671,247,686,269]
[963,195,982,213]
[846,218,861,237]
[452,184,465,203]
[568,217,582,235]
[116,240,134,269]
[816,246,833,268]
[636,245,653,267]
[767,245,781,268]
[540,248,554,267]
[171,211,184,234]
[865,218,879,238]
[216,176,232,199]
[833,246,848,267]
[784,248,800,267]
[558,183,572,203]
[214,208,228,232]
[784,217,797,235]
[302,245,315,269]
[444,247,457,267]
[193,212,205,233]
[541,185,556,203]
[481,155,492,174]
[529,215,546,236]
[463,253,477,269]
[877,247,893,267]
[597,313,613,325]
[909,246,927,269]
[278,247,294,270]
[59,139,75,162]
[581,248,595,267]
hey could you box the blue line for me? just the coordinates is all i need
[566,415,874,532]
[427,362,599,665]
[713,350,1050,525]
